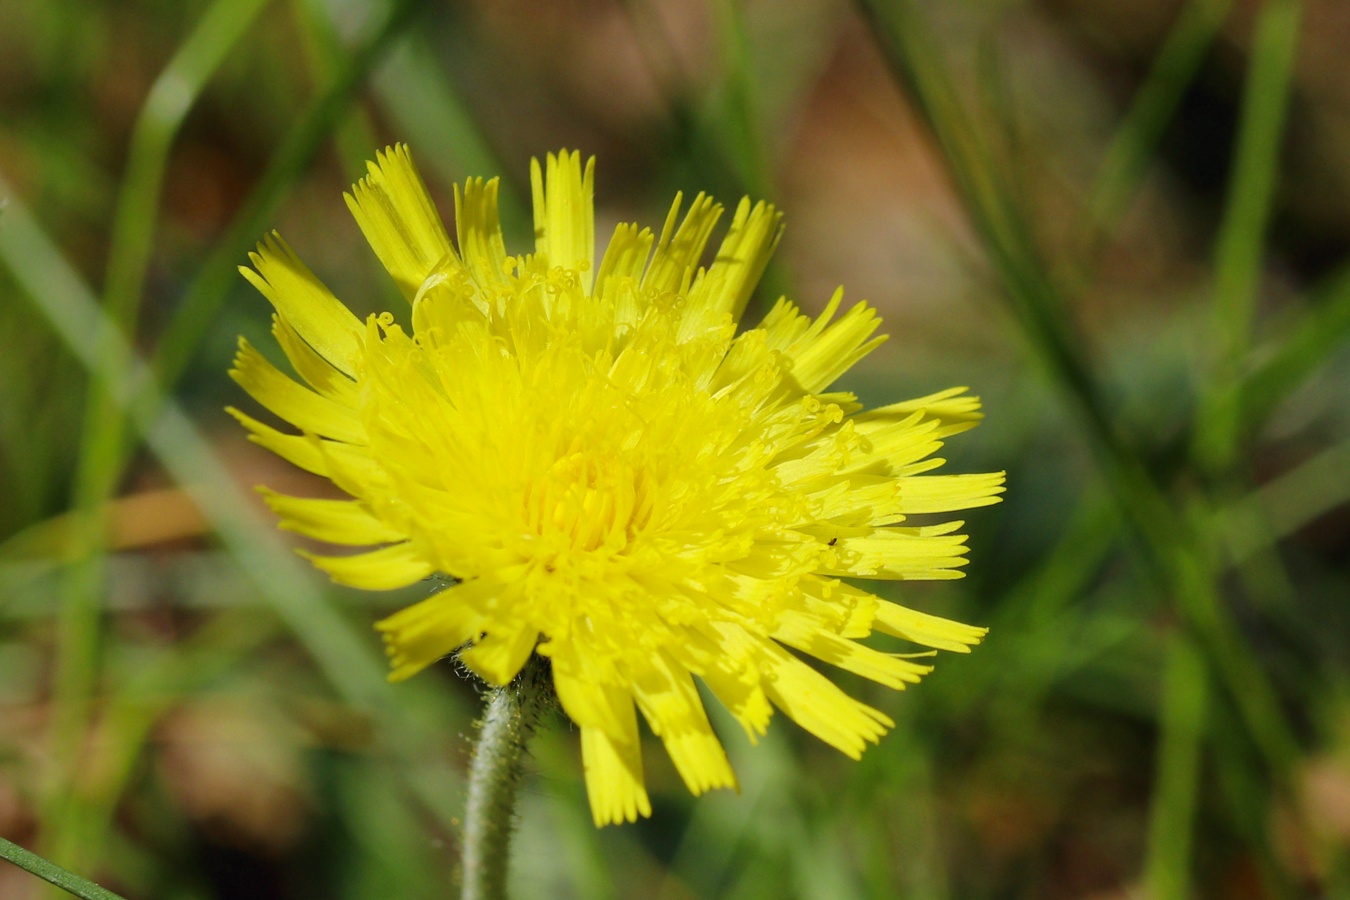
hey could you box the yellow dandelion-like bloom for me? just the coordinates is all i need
[230,146,1004,826]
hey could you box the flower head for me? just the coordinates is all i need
[230,146,1004,825]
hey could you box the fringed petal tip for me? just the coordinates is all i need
[873,599,989,653]
[582,726,653,827]
[345,143,453,301]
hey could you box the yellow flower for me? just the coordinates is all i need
[230,146,1004,826]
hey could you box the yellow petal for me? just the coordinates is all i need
[552,651,623,735]
[271,314,357,404]
[798,576,878,638]
[344,144,454,301]
[692,622,774,743]
[376,579,495,681]
[870,387,985,438]
[642,191,722,296]
[458,624,539,686]
[240,233,363,377]
[771,610,932,689]
[530,150,596,293]
[259,489,405,546]
[632,652,737,796]
[595,222,654,292]
[894,472,1006,515]
[454,177,509,288]
[680,197,782,338]
[227,407,327,476]
[779,290,886,393]
[313,433,391,502]
[871,600,988,653]
[822,523,971,580]
[839,411,945,477]
[807,472,1006,526]
[230,338,365,444]
[757,640,892,759]
[580,701,651,826]
[300,542,433,590]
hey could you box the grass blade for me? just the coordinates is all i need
[0,174,390,708]
[1144,632,1210,900]
[1090,0,1235,233]
[854,0,1300,812]
[0,837,127,900]
[151,0,427,387]
[1193,0,1304,472]
[1239,260,1350,429]
[46,0,272,869]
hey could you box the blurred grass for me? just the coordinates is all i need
[50,0,272,870]
[1,0,1349,897]
[1194,0,1303,475]
[1089,0,1234,237]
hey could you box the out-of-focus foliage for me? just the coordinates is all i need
[1,0,1349,897]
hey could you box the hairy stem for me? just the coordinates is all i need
[461,656,553,900]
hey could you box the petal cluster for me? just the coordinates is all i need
[230,146,1004,825]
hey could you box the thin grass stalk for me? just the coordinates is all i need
[371,34,522,224]
[711,0,774,205]
[853,0,1300,792]
[289,0,383,168]
[287,0,404,312]
[0,837,128,900]
[31,0,426,858]
[150,0,427,387]
[0,174,469,843]
[1145,632,1210,900]
[1193,0,1304,474]
[1089,0,1235,234]
[1238,261,1350,430]
[46,0,271,872]
[1219,435,1350,565]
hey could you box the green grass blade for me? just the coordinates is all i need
[711,0,773,204]
[372,35,525,230]
[1239,260,1350,429]
[45,0,271,873]
[1144,632,1210,900]
[0,174,390,708]
[854,0,1300,795]
[0,837,128,900]
[1193,0,1304,473]
[0,169,471,850]
[288,0,406,312]
[289,0,384,173]
[102,0,272,332]
[151,0,427,387]
[1090,0,1234,233]
[1220,434,1350,564]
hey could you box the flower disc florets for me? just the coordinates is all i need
[230,146,1004,825]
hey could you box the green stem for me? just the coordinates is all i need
[0,837,128,900]
[1144,631,1210,900]
[461,657,554,900]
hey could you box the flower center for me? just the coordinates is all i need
[524,451,653,556]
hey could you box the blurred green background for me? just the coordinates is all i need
[2,0,1349,897]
